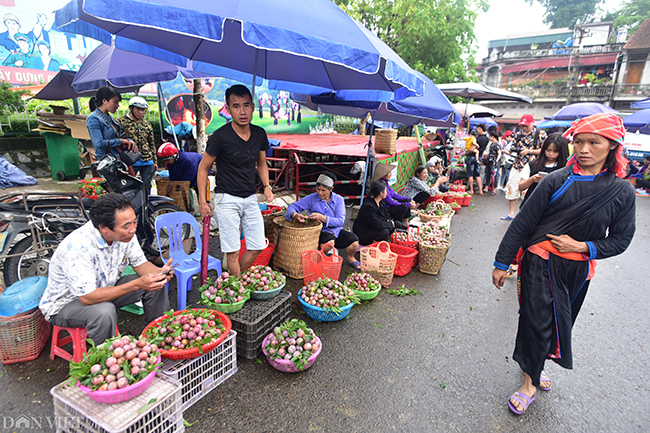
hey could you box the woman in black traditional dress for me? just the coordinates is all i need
[492,113,636,415]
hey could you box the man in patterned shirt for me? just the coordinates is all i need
[118,97,157,193]
[39,194,173,344]
[501,114,547,220]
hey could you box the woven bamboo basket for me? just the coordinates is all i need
[270,216,322,279]
[375,129,398,154]
[418,213,444,223]
[156,179,191,212]
[418,235,452,275]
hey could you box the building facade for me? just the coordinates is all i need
[478,21,650,123]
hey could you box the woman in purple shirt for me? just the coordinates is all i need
[287,172,360,269]
[371,163,415,227]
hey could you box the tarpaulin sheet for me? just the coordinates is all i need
[269,134,429,159]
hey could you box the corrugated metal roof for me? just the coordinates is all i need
[489,29,573,49]
[501,53,618,74]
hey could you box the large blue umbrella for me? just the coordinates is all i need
[546,102,619,120]
[536,119,573,129]
[623,109,650,134]
[631,98,650,109]
[55,0,425,102]
[469,117,498,130]
[292,72,459,127]
[71,43,212,93]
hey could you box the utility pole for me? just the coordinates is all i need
[566,25,589,106]
[193,79,207,154]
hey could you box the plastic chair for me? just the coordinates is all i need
[50,325,119,363]
[155,211,222,310]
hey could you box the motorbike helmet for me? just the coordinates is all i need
[128,96,148,109]
[157,142,179,162]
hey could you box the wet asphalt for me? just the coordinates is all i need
[0,185,649,432]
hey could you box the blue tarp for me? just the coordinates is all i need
[0,157,37,189]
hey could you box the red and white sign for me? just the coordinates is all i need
[0,65,58,85]
[625,132,650,160]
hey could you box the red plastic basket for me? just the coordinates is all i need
[142,309,232,360]
[442,195,456,204]
[369,242,418,277]
[391,232,419,251]
[301,247,343,285]
[462,195,471,206]
[0,308,50,364]
[449,180,465,192]
[240,238,275,267]
[261,204,282,216]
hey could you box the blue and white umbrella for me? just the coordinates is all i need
[55,0,425,101]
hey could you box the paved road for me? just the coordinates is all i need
[0,191,648,432]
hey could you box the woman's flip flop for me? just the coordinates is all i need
[508,391,536,415]
[348,260,361,270]
[539,371,552,391]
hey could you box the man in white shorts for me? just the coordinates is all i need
[197,85,274,276]
[501,114,547,220]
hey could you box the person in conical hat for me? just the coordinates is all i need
[370,162,415,227]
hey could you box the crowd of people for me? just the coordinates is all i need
[38,86,637,420]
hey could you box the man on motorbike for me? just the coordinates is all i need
[39,193,174,345]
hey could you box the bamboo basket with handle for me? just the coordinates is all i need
[270,216,322,279]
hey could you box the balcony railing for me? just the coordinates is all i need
[482,43,624,66]
[506,84,650,99]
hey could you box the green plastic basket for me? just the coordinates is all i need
[351,287,381,301]
[201,291,249,314]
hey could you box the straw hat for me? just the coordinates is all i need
[371,162,397,182]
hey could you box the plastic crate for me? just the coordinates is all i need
[161,330,238,411]
[228,291,291,360]
[0,307,50,364]
[51,373,183,433]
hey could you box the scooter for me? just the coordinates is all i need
[0,155,186,286]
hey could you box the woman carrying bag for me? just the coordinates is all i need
[492,113,636,415]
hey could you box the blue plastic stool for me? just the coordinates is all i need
[155,212,222,310]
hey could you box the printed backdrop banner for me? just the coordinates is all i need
[0,0,100,85]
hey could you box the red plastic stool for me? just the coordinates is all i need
[50,325,119,363]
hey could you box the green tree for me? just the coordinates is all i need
[334,0,488,84]
[603,0,650,36]
[0,81,29,111]
[526,0,604,29]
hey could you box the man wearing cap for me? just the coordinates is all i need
[197,84,273,276]
[118,97,157,194]
[501,115,547,220]
[2,33,37,68]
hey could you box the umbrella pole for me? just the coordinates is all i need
[157,82,180,150]
[251,50,259,99]
[359,111,376,206]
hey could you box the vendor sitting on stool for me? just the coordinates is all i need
[157,142,203,190]
[287,172,360,269]
[372,162,416,227]
[402,165,449,208]
[353,180,400,245]
[39,193,173,345]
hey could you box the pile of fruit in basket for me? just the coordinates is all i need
[345,272,381,293]
[263,319,320,370]
[299,277,359,314]
[419,221,450,247]
[421,200,454,216]
[199,272,249,305]
[68,335,161,391]
[240,265,286,292]
[143,309,227,352]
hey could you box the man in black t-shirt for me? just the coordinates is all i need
[197,85,274,276]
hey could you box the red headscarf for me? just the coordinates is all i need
[563,113,627,178]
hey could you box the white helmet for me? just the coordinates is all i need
[129,96,148,109]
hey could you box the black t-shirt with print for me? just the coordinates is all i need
[205,123,269,197]
[477,133,490,156]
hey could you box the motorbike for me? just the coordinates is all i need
[0,155,188,287]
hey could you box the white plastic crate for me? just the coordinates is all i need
[161,330,238,411]
[50,373,183,433]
